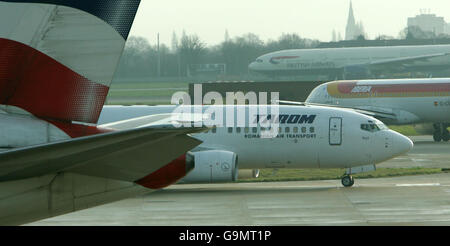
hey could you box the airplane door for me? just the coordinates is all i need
[318,117,344,168]
[329,117,342,145]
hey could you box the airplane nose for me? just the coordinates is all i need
[393,132,414,155]
[248,62,257,71]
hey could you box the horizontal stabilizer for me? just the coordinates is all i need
[0,125,207,182]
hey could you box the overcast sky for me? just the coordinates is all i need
[129,0,450,46]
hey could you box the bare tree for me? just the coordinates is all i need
[179,33,206,76]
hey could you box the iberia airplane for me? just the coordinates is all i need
[305,78,450,142]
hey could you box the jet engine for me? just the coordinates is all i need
[180,150,238,183]
[393,110,420,124]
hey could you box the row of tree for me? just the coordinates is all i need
[114,32,319,79]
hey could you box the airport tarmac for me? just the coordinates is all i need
[28,136,450,226]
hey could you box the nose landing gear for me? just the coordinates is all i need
[433,123,449,142]
[341,175,355,187]
[341,164,376,187]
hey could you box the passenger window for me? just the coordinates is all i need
[293,127,298,133]
[302,127,307,133]
[310,127,315,133]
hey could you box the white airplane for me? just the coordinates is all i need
[99,105,413,188]
[249,45,450,79]
[304,78,450,142]
[0,0,206,225]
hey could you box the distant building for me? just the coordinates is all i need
[345,1,365,40]
[337,32,343,41]
[408,11,448,36]
[332,29,337,42]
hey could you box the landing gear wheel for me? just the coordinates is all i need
[433,131,442,142]
[443,130,450,142]
[341,175,355,187]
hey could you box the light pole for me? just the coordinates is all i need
[157,33,161,78]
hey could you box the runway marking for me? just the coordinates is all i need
[396,183,441,187]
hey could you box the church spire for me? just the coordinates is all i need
[347,1,355,26]
[345,1,363,40]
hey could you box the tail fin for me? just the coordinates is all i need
[0,0,141,123]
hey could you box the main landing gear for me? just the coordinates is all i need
[433,123,449,142]
[341,175,355,187]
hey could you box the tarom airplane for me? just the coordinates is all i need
[248,45,450,79]
[0,0,207,225]
[304,78,450,142]
[99,105,413,188]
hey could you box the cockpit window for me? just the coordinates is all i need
[360,121,388,132]
[256,59,263,63]
[376,122,388,130]
[361,123,379,132]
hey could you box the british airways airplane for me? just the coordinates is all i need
[249,46,450,79]
[99,105,413,188]
[305,78,450,142]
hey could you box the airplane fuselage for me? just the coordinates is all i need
[306,78,450,125]
[249,45,450,77]
[99,105,413,170]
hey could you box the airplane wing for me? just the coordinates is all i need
[367,53,449,71]
[347,105,397,121]
[0,123,207,182]
[277,100,397,121]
